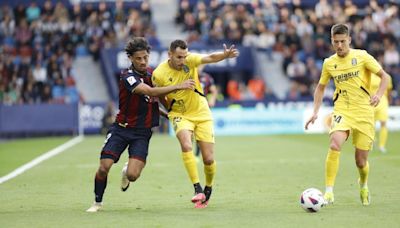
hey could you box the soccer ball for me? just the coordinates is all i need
[300,188,325,212]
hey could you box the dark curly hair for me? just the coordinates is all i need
[125,37,151,57]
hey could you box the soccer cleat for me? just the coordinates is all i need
[194,200,208,209]
[379,147,387,153]
[360,187,370,206]
[191,193,206,203]
[121,162,130,192]
[86,202,103,212]
[323,192,334,205]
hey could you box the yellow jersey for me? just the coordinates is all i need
[320,49,382,115]
[152,53,212,121]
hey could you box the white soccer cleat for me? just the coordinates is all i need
[121,162,130,191]
[86,202,103,212]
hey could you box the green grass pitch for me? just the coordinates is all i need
[0,133,399,227]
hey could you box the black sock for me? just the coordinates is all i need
[94,172,107,203]
[194,182,203,194]
[204,186,212,201]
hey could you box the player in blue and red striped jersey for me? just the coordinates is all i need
[87,37,195,212]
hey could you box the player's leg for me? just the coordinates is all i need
[324,130,348,204]
[87,125,127,212]
[353,130,373,206]
[87,158,114,212]
[197,141,215,208]
[378,120,388,153]
[121,128,151,191]
[195,120,216,208]
[375,102,388,153]
[176,129,204,202]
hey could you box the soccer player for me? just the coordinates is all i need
[152,40,239,208]
[305,24,390,206]
[87,37,195,212]
[372,73,392,153]
[195,67,218,158]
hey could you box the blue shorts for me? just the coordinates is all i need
[100,123,152,163]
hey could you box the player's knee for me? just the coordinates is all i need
[203,158,214,165]
[127,172,140,182]
[329,142,341,151]
[356,159,367,168]
[97,166,109,177]
[181,142,193,152]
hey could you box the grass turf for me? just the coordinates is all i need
[0,133,399,227]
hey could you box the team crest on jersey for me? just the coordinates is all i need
[169,77,173,82]
[183,65,189,73]
[351,58,357,66]
[334,64,337,69]
[126,76,136,85]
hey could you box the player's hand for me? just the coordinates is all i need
[370,94,381,107]
[223,44,239,58]
[178,79,195,90]
[305,114,318,130]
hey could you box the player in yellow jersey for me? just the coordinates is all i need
[152,40,239,208]
[371,73,392,153]
[305,24,390,206]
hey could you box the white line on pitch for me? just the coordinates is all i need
[0,135,84,184]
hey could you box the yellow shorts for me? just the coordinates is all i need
[329,112,374,151]
[374,100,388,121]
[170,116,215,143]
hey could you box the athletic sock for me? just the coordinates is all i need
[94,172,107,203]
[325,149,340,187]
[204,161,216,187]
[358,161,369,188]
[379,126,388,149]
[182,151,200,184]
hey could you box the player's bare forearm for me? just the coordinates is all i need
[201,44,239,64]
[375,70,390,98]
[305,84,326,130]
[134,80,195,96]
[313,83,326,115]
[371,70,390,106]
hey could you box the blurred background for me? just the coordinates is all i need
[0,0,399,138]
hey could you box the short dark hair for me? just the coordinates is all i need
[169,39,187,52]
[125,37,151,57]
[331,24,350,36]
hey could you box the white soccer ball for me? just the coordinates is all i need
[300,188,325,212]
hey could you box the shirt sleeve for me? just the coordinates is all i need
[186,52,203,68]
[363,50,382,74]
[123,75,141,92]
[319,59,331,85]
[151,69,164,87]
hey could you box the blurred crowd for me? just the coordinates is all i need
[0,0,158,105]
[176,0,400,104]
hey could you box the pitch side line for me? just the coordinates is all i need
[0,135,84,184]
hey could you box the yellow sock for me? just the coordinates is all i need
[358,161,369,187]
[325,149,340,187]
[379,126,388,148]
[204,161,216,187]
[182,151,200,184]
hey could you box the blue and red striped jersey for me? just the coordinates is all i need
[115,67,159,128]
[199,72,215,96]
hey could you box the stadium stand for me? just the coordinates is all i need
[175,0,399,104]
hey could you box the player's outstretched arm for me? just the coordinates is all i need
[305,83,326,130]
[370,69,390,107]
[134,79,195,97]
[201,44,239,64]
